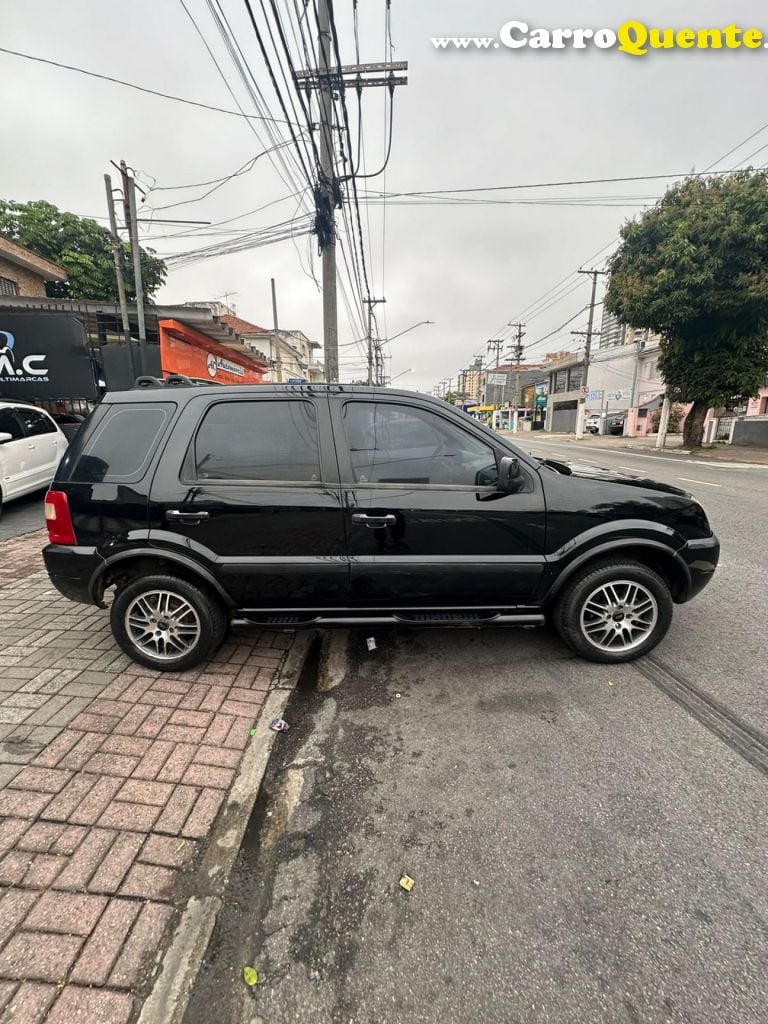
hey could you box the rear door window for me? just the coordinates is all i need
[0,408,25,441]
[16,407,57,436]
[69,403,174,483]
[189,400,320,483]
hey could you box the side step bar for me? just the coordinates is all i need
[235,612,546,628]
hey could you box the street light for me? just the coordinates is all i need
[381,320,435,345]
[389,368,414,384]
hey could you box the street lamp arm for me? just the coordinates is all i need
[382,320,435,345]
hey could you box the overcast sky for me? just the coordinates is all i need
[2,1,766,389]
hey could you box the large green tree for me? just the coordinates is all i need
[605,171,768,447]
[0,199,166,303]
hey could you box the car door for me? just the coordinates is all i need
[13,407,63,491]
[0,407,27,500]
[149,393,349,609]
[330,396,547,607]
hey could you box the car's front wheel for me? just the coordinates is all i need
[553,559,673,663]
[110,574,228,671]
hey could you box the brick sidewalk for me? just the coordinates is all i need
[0,533,292,1022]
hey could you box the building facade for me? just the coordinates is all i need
[0,236,67,298]
[544,354,584,432]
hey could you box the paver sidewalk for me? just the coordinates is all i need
[0,531,292,1022]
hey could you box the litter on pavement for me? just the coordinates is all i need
[367,637,377,651]
[269,718,290,732]
[399,874,415,892]
[243,966,259,987]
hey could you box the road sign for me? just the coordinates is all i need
[488,373,506,386]
[287,377,306,384]
[586,390,603,402]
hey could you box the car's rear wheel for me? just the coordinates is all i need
[110,574,228,672]
[553,559,673,663]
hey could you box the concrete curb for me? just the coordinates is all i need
[137,631,316,1024]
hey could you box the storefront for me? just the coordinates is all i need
[158,319,266,384]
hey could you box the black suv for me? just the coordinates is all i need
[42,383,719,671]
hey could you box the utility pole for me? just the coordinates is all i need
[573,268,607,439]
[365,297,386,385]
[296,21,408,385]
[104,173,135,381]
[120,161,148,375]
[656,395,672,450]
[270,277,282,382]
[316,0,339,383]
[506,323,526,430]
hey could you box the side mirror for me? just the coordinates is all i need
[497,454,522,493]
[0,432,13,444]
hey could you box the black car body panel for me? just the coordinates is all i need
[43,383,719,621]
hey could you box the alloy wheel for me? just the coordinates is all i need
[579,579,658,653]
[124,590,202,660]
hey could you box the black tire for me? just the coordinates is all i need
[552,559,673,663]
[110,573,228,672]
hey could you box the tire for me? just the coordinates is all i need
[110,573,228,672]
[552,559,673,663]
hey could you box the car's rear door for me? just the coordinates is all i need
[330,396,547,607]
[149,392,349,609]
[14,407,65,489]
[0,407,27,500]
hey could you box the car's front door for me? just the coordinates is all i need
[331,397,547,607]
[149,393,349,609]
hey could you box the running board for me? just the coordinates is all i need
[235,612,546,629]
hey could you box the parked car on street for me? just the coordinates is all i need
[42,382,719,671]
[607,413,626,435]
[0,401,69,518]
[585,413,601,434]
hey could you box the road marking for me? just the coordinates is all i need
[677,477,722,488]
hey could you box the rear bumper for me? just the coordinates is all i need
[43,545,103,605]
[678,534,720,602]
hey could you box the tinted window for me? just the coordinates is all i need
[16,408,56,436]
[342,402,497,486]
[71,403,173,483]
[192,400,320,482]
[0,409,24,441]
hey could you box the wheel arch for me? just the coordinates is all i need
[545,540,691,606]
[90,549,235,609]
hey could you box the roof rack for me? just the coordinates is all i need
[132,375,203,389]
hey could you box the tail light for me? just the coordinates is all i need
[44,490,77,546]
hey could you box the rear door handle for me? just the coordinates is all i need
[165,509,210,523]
[351,513,396,528]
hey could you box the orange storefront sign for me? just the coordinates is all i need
[158,319,266,385]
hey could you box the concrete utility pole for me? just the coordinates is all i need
[296,14,408,383]
[316,0,339,382]
[574,268,607,439]
[656,395,672,449]
[508,322,526,431]
[120,161,148,375]
[104,173,135,381]
[365,297,386,385]
[270,277,282,382]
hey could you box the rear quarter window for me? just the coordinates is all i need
[66,402,175,483]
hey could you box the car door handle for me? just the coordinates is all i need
[27,443,36,449]
[165,509,210,523]
[351,513,397,528]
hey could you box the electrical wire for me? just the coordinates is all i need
[0,45,304,126]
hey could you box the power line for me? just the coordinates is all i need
[0,45,305,126]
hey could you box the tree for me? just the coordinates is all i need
[0,199,166,303]
[605,171,768,447]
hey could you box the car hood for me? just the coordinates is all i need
[534,456,690,497]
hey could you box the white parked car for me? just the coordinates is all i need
[585,413,601,434]
[0,401,69,518]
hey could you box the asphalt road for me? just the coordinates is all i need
[185,439,768,1024]
[0,488,46,543]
